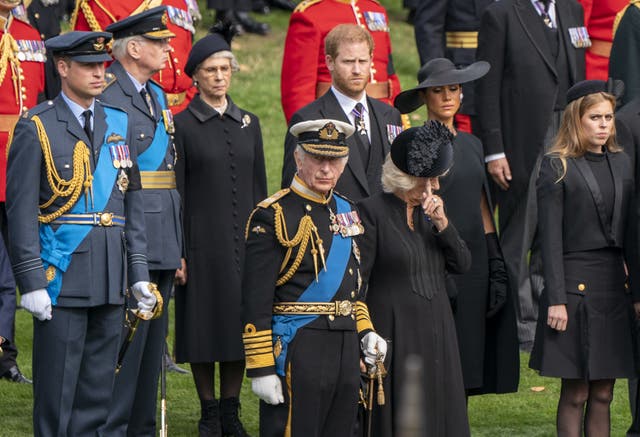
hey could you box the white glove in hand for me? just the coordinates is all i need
[251,374,285,405]
[21,289,52,321]
[131,281,156,312]
[361,332,388,366]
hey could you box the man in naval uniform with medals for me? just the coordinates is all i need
[242,118,387,436]
[99,6,183,436]
[5,31,156,436]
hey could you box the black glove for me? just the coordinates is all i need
[486,232,508,318]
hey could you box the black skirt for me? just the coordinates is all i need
[530,248,637,379]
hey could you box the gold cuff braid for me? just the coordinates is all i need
[243,324,275,370]
[356,301,374,333]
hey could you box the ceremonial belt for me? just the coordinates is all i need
[165,91,186,107]
[140,170,176,189]
[0,114,19,133]
[51,212,125,227]
[588,38,612,58]
[446,31,478,49]
[316,81,390,100]
[273,300,355,317]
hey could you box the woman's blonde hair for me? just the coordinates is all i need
[548,92,620,180]
[381,154,421,194]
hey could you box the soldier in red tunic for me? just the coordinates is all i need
[71,0,197,113]
[578,0,627,80]
[280,0,402,124]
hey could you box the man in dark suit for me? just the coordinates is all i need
[0,235,15,364]
[99,7,183,436]
[281,23,403,200]
[5,31,154,436]
[476,0,587,348]
[413,0,495,133]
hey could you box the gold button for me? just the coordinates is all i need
[22,105,28,111]
[20,86,25,91]
[328,315,335,321]
[578,283,586,291]
[34,13,40,18]
[351,291,356,298]
[305,204,312,211]
[351,314,355,320]
[140,133,145,138]
[349,268,353,275]
[167,164,173,170]
[625,283,630,289]
[176,69,181,75]
[173,57,179,63]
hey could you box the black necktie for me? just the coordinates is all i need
[82,109,93,146]
[140,87,155,117]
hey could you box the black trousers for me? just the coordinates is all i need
[260,328,360,437]
[102,270,174,437]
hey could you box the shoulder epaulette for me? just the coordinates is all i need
[103,72,116,90]
[258,188,290,208]
[293,0,322,13]
[613,1,640,37]
[26,100,55,117]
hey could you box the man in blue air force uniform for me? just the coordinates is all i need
[242,119,387,436]
[99,6,183,436]
[5,31,156,436]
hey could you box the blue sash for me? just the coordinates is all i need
[39,107,128,304]
[136,82,169,171]
[272,196,352,376]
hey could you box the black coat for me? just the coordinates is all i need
[536,152,638,305]
[610,4,640,107]
[174,95,267,362]
[476,0,586,193]
[281,90,402,201]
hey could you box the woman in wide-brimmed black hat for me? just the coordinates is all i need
[395,58,520,399]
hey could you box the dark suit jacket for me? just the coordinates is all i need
[536,152,637,305]
[281,90,402,201]
[476,0,586,192]
[0,234,15,343]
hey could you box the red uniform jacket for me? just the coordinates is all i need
[0,15,44,201]
[280,0,401,123]
[578,0,627,80]
[73,0,195,113]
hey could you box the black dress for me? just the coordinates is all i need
[174,95,267,363]
[358,192,472,437]
[530,151,637,379]
[438,132,520,393]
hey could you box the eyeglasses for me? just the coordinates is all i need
[198,65,231,76]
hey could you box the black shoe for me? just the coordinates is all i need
[213,10,245,36]
[199,399,222,437]
[220,397,250,437]
[252,0,271,14]
[268,0,296,11]
[164,352,190,374]
[2,365,32,384]
[233,12,270,35]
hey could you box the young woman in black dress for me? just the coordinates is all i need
[394,58,519,396]
[529,80,640,436]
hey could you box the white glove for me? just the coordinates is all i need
[360,332,387,366]
[21,289,52,321]
[131,281,156,312]
[251,374,284,405]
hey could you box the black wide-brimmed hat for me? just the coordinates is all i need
[290,119,355,158]
[46,31,112,63]
[394,58,490,114]
[390,120,454,178]
[106,6,175,40]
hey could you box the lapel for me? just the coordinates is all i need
[367,96,391,156]
[555,0,578,83]
[573,156,611,238]
[93,103,108,152]
[320,91,370,195]
[607,153,623,242]
[55,94,87,145]
[513,0,557,78]
[110,61,156,121]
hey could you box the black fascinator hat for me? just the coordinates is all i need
[390,120,454,178]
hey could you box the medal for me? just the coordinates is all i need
[117,170,129,193]
[162,109,175,134]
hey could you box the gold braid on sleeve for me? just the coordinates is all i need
[30,115,93,223]
[272,203,326,286]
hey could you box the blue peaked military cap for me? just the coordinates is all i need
[46,31,112,63]
[105,6,176,40]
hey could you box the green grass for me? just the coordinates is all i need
[0,1,635,436]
